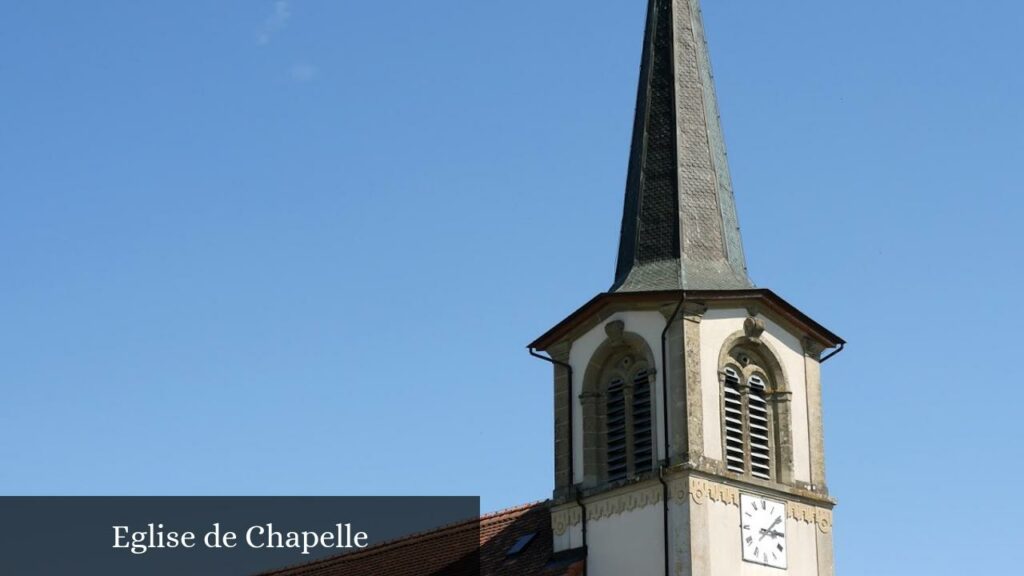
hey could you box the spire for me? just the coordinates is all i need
[612,0,752,292]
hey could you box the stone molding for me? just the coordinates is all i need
[717,329,795,484]
[586,484,663,522]
[682,302,708,321]
[580,321,659,487]
[680,475,833,534]
[552,474,834,535]
[679,476,740,506]
[744,315,766,339]
[659,302,683,320]
[802,337,826,361]
[548,341,571,362]
[550,482,664,534]
[551,506,582,536]
[789,501,833,534]
[605,320,625,342]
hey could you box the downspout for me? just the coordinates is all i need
[820,342,845,364]
[659,294,686,576]
[529,347,587,574]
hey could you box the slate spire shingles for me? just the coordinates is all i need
[613,0,752,292]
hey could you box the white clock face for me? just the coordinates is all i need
[740,494,787,569]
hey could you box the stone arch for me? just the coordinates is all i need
[716,320,795,484]
[580,320,658,487]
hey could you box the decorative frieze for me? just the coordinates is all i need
[551,484,665,535]
[553,476,833,536]
[681,477,740,506]
[587,485,663,521]
[677,476,833,534]
[788,501,833,534]
[551,506,582,536]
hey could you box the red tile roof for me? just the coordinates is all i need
[259,501,584,576]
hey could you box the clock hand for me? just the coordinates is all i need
[758,517,782,541]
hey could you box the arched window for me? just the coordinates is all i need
[602,353,655,483]
[580,321,659,487]
[722,356,775,481]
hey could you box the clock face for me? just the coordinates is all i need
[740,494,787,569]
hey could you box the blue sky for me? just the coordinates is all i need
[1,1,1021,574]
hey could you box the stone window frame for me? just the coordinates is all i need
[720,358,774,480]
[717,319,795,485]
[580,320,659,488]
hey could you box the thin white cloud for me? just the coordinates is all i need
[290,62,318,83]
[257,1,292,45]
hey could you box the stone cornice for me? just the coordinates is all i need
[553,462,834,510]
[680,460,835,506]
[529,290,844,352]
[585,484,663,522]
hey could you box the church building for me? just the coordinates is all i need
[268,1,844,574]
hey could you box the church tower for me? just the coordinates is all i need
[529,1,844,575]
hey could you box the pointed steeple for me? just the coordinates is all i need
[612,0,752,292]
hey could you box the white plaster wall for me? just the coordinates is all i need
[699,309,738,462]
[699,308,812,483]
[552,520,583,552]
[587,503,664,576]
[569,311,668,485]
[703,499,819,576]
[763,316,811,484]
[782,516,819,576]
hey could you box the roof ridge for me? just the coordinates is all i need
[480,499,549,522]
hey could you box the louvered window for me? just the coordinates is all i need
[723,368,746,474]
[604,363,655,483]
[748,375,771,480]
[632,369,654,473]
[723,367,772,480]
[606,377,628,482]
